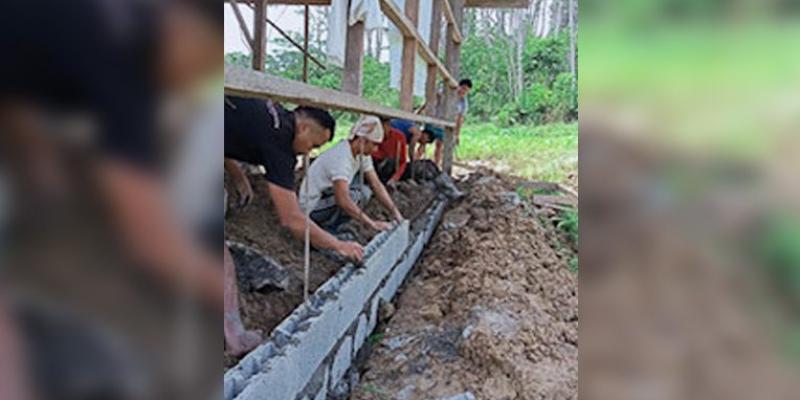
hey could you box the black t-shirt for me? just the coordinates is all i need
[0,0,159,169]
[224,96,298,190]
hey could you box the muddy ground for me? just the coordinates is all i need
[351,170,579,400]
[224,171,436,368]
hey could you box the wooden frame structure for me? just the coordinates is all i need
[225,0,527,174]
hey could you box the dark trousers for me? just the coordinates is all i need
[309,179,372,233]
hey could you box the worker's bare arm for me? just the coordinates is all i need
[267,183,363,260]
[96,159,223,309]
[0,297,34,400]
[333,179,372,225]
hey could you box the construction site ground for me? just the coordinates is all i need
[224,167,579,399]
[350,170,578,400]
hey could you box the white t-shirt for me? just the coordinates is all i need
[298,140,374,212]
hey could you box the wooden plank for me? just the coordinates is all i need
[442,0,463,44]
[342,21,366,95]
[379,0,458,88]
[229,0,530,8]
[252,0,267,71]
[399,0,419,110]
[225,65,456,128]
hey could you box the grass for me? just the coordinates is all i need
[322,121,578,184]
[557,209,579,273]
[454,122,578,182]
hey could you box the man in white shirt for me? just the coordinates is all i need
[299,115,404,233]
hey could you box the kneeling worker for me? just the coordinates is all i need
[300,115,404,233]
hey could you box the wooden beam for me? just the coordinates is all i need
[442,0,464,174]
[342,21,366,95]
[442,0,463,44]
[399,0,419,111]
[425,0,443,117]
[252,0,267,71]
[228,0,530,8]
[379,0,458,88]
[225,65,456,128]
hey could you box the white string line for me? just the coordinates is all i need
[303,153,311,304]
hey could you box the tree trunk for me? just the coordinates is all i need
[568,0,576,87]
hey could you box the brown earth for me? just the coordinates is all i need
[352,170,579,400]
[224,172,436,368]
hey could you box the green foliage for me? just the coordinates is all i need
[451,122,578,182]
[366,332,385,347]
[225,22,577,126]
[557,209,579,246]
[460,31,577,126]
[569,257,579,273]
[757,213,800,307]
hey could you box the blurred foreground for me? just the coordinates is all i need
[0,1,222,399]
[580,1,800,399]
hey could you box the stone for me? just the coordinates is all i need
[228,241,290,291]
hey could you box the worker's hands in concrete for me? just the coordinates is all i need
[335,240,364,261]
[371,220,393,231]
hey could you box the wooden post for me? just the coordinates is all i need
[342,21,366,95]
[425,0,443,117]
[399,0,419,111]
[252,0,267,71]
[303,5,310,83]
[441,0,463,174]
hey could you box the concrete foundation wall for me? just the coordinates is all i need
[224,198,447,400]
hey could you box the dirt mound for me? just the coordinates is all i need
[352,170,578,400]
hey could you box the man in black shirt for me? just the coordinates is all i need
[223,96,364,355]
[224,96,364,260]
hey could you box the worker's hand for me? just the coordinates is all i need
[392,209,404,223]
[386,180,398,191]
[335,240,364,262]
[370,220,393,231]
[232,175,254,209]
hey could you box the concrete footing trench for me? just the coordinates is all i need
[224,198,449,400]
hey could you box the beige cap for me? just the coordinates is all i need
[348,115,384,143]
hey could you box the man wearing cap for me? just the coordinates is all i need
[415,124,446,166]
[300,115,404,233]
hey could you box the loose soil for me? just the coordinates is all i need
[352,170,579,400]
[224,172,436,368]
